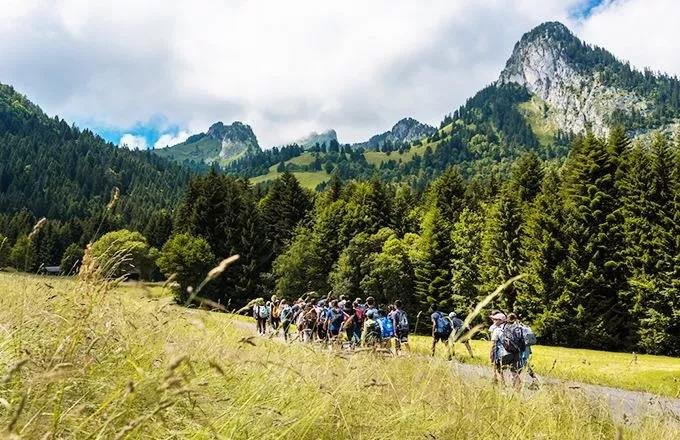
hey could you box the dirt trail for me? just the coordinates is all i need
[233,317,680,422]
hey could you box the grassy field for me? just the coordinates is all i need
[1,272,678,438]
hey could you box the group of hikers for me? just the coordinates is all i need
[252,295,537,387]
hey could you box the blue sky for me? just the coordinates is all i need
[2,0,677,150]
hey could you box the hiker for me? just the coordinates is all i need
[342,300,360,346]
[268,295,281,331]
[254,300,270,335]
[353,298,365,341]
[279,299,293,342]
[517,314,537,381]
[326,300,346,343]
[489,312,525,388]
[392,300,410,354]
[430,308,453,359]
[299,304,318,343]
[361,309,382,347]
[364,296,378,317]
[448,312,474,358]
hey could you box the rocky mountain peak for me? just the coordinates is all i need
[294,129,338,148]
[206,121,257,144]
[499,21,649,136]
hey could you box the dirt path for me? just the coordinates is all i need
[451,362,680,422]
[234,318,680,422]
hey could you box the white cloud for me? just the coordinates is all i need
[154,130,191,149]
[2,1,677,148]
[119,133,148,150]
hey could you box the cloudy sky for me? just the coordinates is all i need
[1,0,678,149]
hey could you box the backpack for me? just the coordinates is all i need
[502,323,527,354]
[380,317,394,338]
[280,305,292,323]
[395,310,409,332]
[258,305,270,319]
[365,319,381,342]
[523,325,537,346]
[354,306,365,324]
[435,313,452,335]
[272,304,281,318]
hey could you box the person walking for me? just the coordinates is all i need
[279,299,293,342]
[448,312,474,358]
[254,300,270,335]
[392,300,410,355]
[430,307,453,359]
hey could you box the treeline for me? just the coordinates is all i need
[272,128,679,355]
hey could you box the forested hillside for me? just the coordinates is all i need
[0,83,193,270]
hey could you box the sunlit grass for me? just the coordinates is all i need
[0,272,678,438]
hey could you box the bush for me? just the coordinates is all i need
[156,233,215,302]
[90,229,156,279]
[9,235,37,272]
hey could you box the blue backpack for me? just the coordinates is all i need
[380,317,394,338]
[435,313,452,335]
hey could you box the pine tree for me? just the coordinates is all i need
[520,167,568,333]
[450,208,484,312]
[414,207,453,309]
[555,131,630,350]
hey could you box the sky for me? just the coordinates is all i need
[1,0,679,150]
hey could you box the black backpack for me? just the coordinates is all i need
[502,323,527,354]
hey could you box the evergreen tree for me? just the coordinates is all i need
[450,208,484,312]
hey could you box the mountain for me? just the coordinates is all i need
[155,121,261,166]
[499,21,680,136]
[355,117,435,150]
[294,129,338,149]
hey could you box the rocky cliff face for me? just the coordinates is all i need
[206,121,260,159]
[155,121,260,165]
[499,22,650,137]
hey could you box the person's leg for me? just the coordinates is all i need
[431,336,437,356]
[282,321,290,341]
[464,340,474,358]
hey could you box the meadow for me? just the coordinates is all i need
[1,272,679,439]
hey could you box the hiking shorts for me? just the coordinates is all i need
[328,327,341,338]
[396,330,409,343]
[497,353,522,372]
[433,332,451,343]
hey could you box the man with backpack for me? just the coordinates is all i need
[254,300,270,335]
[279,299,293,342]
[326,300,346,344]
[392,300,410,354]
[361,309,382,347]
[490,312,525,388]
[430,307,453,360]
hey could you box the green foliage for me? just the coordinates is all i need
[60,243,84,275]
[157,233,215,302]
[90,229,156,280]
[9,235,37,272]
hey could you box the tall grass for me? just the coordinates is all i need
[0,272,678,439]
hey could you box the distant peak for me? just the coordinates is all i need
[520,21,575,44]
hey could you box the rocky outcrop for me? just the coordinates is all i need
[356,117,435,149]
[498,22,650,137]
[294,129,338,148]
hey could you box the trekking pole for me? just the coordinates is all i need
[413,311,423,335]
